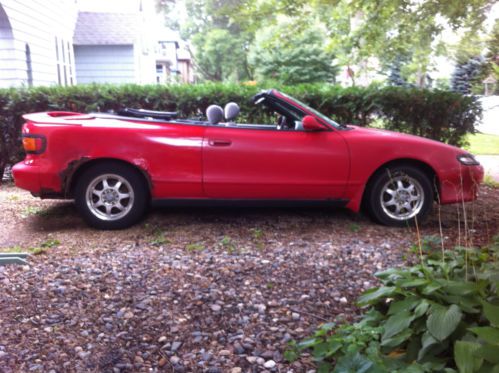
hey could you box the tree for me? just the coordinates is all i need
[249,19,338,84]
[158,0,254,81]
[486,19,499,91]
[157,0,496,85]
[191,29,247,81]
[451,57,486,94]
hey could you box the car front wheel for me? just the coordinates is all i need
[366,166,434,227]
[74,162,148,229]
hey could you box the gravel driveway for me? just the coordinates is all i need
[1,184,498,373]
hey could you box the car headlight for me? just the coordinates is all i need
[457,154,480,166]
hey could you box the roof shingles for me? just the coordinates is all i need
[73,12,139,45]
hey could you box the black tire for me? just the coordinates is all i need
[365,165,433,227]
[74,162,149,229]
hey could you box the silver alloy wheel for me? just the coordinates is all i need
[85,174,135,221]
[380,174,425,221]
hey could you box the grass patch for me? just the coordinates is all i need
[484,174,499,188]
[21,206,42,218]
[349,223,361,233]
[1,239,60,256]
[220,235,237,254]
[149,231,170,247]
[1,245,24,253]
[185,243,205,252]
[465,133,499,155]
[40,238,60,248]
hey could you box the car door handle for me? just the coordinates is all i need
[208,139,232,146]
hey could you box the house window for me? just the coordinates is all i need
[55,37,73,86]
[25,44,33,87]
[156,62,171,84]
[61,41,67,85]
[55,37,61,85]
[67,41,73,85]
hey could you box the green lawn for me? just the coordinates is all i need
[465,133,499,155]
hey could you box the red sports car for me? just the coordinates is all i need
[12,89,484,229]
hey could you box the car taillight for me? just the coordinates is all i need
[22,134,46,154]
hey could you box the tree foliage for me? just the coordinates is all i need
[451,57,487,94]
[157,0,496,85]
[248,19,338,84]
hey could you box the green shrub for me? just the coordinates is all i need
[0,83,481,179]
[287,236,499,372]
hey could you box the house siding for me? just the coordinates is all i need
[74,45,136,84]
[0,0,77,87]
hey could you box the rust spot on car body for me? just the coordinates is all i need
[60,157,90,197]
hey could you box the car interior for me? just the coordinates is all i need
[98,92,308,131]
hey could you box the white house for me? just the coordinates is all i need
[0,0,191,87]
[73,11,156,84]
[0,0,78,87]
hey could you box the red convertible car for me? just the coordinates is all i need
[12,89,483,229]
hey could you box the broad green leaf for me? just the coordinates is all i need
[382,311,415,341]
[398,278,429,288]
[375,268,401,279]
[477,344,499,364]
[313,342,332,359]
[402,364,427,373]
[421,356,447,371]
[440,295,481,313]
[334,353,373,373]
[388,296,420,315]
[414,300,430,318]
[318,361,333,373]
[422,281,443,295]
[483,302,499,327]
[325,340,342,357]
[441,280,478,295]
[427,305,463,341]
[298,338,320,349]
[418,331,439,361]
[381,328,413,347]
[357,286,397,306]
[470,327,499,346]
[283,348,299,362]
[454,341,483,373]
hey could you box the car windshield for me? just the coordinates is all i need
[277,91,342,129]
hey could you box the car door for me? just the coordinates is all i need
[202,125,350,199]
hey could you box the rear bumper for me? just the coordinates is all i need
[12,161,41,194]
[439,164,484,204]
[12,160,64,198]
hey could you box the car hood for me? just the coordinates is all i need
[344,125,466,154]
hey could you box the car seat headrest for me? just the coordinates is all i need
[206,105,224,125]
[224,102,240,122]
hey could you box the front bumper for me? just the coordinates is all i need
[439,164,484,204]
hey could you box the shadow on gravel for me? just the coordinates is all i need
[23,201,370,234]
[147,205,366,226]
[26,202,87,232]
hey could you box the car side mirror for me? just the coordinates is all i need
[302,115,326,131]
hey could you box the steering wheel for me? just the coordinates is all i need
[276,115,291,130]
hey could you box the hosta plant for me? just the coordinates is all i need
[286,236,499,373]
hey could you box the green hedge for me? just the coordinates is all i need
[0,83,482,179]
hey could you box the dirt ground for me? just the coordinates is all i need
[0,183,498,373]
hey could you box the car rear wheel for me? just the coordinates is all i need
[74,162,148,229]
[366,166,433,227]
